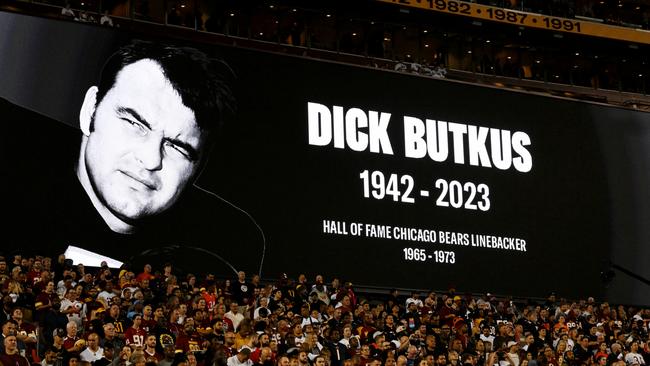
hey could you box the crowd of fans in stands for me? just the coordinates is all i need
[0,254,649,366]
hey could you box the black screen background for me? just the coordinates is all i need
[2,11,649,304]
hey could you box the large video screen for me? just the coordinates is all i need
[2,11,649,302]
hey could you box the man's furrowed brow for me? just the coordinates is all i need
[116,106,151,130]
[165,137,199,162]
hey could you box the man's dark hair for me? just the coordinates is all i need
[95,39,236,138]
[2,319,18,328]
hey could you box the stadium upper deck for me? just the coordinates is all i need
[3,0,650,110]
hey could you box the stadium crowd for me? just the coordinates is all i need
[0,254,648,366]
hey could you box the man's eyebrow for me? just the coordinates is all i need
[165,137,199,162]
[116,106,151,130]
[117,106,199,161]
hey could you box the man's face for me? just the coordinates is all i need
[299,352,308,363]
[187,354,197,366]
[4,335,17,352]
[436,355,446,365]
[452,339,463,352]
[260,334,270,345]
[441,326,451,337]
[146,335,156,347]
[81,59,206,224]
[544,348,553,358]
[12,309,22,321]
[68,323,77,336]
[446,299,453,307]
[361,345,370,356]
[184,317,195,332]
[225,332,235,346]
[448,352,459,365]
[104,324,115,338]
[230,352,246,365]
[45,350,58,363]
[87,334,99,350]
[3,322,16,336]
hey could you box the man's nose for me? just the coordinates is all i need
[136,133,163,170]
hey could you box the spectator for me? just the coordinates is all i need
[0,320,25,355]
[228,347,253,366]
[626,341,646,366]
[124,313,147,348]
[79,333,103,362]
[100,11,113,27]
[60,289,86,328]
[0,252,649,366]
[0,335,29,366]
[61,2,75,19]
[226,302,245,332]
[142,334,161,360]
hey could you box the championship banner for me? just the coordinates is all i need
[377,0,650,45]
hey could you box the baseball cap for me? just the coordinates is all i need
[239,346,252,356]
[53,328,65,338]
[595,352,608,360]
[373,331,384,339]
[507,341,518,348]
[406,298,417,306]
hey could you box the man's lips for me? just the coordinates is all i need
[120,170,158,190]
